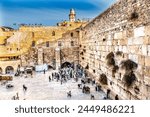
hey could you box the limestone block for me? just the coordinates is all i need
[108,34,113,40]
[144,36,150,45]
[133,37,143,45]
[138,55,145,66]
[107,41,112,45]
[119,45,123,51]
[112,84,121,94]
[145,57,150,67]
[114,46,119,52]
[144,75,150,85]
[144,66,150,77]
[114,32,123,39]
[128,38,133,45]
[118,39,127,45]
[122,46,128,53]
[145,25,150,36]
[134,26,145,38]
[142,45,148,56]
[148,45,150,56]
[128,54,138,63]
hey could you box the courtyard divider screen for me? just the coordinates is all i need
[35,64,48,72]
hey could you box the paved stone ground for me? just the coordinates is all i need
[0,70,106,100]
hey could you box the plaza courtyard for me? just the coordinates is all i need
[0,70,106,100]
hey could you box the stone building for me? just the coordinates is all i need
[0,0,150,99]
[0,9,87,73]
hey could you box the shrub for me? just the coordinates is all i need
[122,71,136,87]
[106,52,114,59]
[107,58,115,66]
[99,74,108,85]
[116,51,123,56]
[120,59,138,71]
[112,65,119,77]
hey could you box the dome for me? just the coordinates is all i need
[70,8,75,14]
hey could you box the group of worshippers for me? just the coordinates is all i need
[49,64,86,85]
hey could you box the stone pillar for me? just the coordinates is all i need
[38,48,43,65]
[55,47,61,70]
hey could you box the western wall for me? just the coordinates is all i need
[79,0,150,99]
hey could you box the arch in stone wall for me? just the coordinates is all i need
[5,66,14,74]
[61,61,72,68]
[0,67,2,74]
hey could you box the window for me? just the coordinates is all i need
[71,41,74,46]
[58,41,62,46]
[32,32,34,38]
[71,33,73,37]
[52,31,55,36]
[46,41,49,47]
[32,41,35,47]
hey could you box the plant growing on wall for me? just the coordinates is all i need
[106,52,114,59]
[106,52,120,77]
[116,51,123,56]
[122,71,136,87]
[112,65,119,77]
[121,59,138,88]
[106,52,115,66]
[120,59,138,72]
[99,73,108,85]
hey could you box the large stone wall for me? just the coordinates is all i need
[79,0,150,99]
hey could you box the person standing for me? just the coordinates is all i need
[49,76,51,82]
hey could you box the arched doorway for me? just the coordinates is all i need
[5,66,14,74]
[61,62,71,68]
[48,65,53,69]
[0,67,2,74]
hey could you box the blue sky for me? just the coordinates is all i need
[0,0,116,28]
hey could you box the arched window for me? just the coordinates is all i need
[52,31,55,36]
[58,41,62,46]
[71,32,73,37]
[32,41,35,47]
[5,66,14,74]
[71,41,74,46]
[46,41,49,47]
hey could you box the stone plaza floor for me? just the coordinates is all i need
[0,70,106,100]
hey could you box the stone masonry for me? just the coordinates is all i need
[79,0,150,100]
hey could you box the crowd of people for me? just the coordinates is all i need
[0,63,119,100]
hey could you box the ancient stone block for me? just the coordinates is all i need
[145,25,150,36]
[145,57,150,67]
[114,32,123,39]
[128,38,133,45]
[128,54,138,63]
[142,45,148,56]
[134,26,145,38]
[138,55,145,66]
[133,37,143,45]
